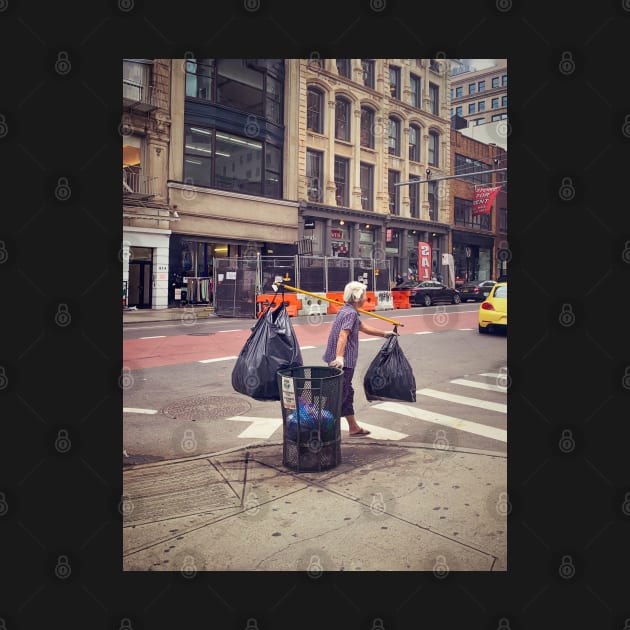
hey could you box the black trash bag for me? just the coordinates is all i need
[232,300,303,400]
[363,332,416,403]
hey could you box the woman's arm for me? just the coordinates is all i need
[359,321,397,338]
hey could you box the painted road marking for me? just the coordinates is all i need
[417,388,507,413]
[299,346,316,350]
[217,329,241,333]
[139,335,167,339]
[343,422,408,441]
[123,408,158,414]
[226,416,408,440]
[457,328,474,331]
[480,372,505,378]
[228,416,282,439]
[373,402,507,443]
[451,378,507,393]
[198,356,238,363]
[360,338,381,342]
[414,331,434,335]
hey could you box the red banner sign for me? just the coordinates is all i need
[472,185,502,216]
[330,229,343,239]
[418,242,432,280]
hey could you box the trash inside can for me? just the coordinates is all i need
[277,366,343,472]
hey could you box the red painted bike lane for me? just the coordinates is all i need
[123,310,479,370]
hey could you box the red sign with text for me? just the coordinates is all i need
[472,185,502,216]
[418,242,432,280]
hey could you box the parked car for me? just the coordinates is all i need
[478,282,507,334]
[459,280,497,302]
[392,280,462,306]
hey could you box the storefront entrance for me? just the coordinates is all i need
[127,247,153,308]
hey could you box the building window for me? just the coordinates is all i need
[428,130,439,167]
[335,96,351,142]
[456,106,463,117]
[183,125,213,188]
[491,113,507,121]
[478,80,486,92]
[473,117,485,126]
[429,82,439,115]
[492,76,499,88]
[123,134,150,194]
[455,154,492,185]
[361,59,375,88]
[502,95,507,107]
[388,170,400,214]
[491,97,499,109]
[409,178,419,218]
[468,103,476,114]
[455,86,463,98]
[306,149,323,202]
[336,59,351,78]
[215,59,265,117]
[502,74,507,87]
[410,74,421,108]
[360,162,373,211]
[360,106,375,148]
[184,59,283,124]
[478,100,486,112]
[334,156,349,206]
[307,87,324,133]
[389,65,401,99]
[469,82,476,94]
[428,181,438,221]
[388,116,401,156]
[183,124,282,199]
[184,58,213,101]
[408,124,421,162]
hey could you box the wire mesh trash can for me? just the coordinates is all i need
[277,366,343,472]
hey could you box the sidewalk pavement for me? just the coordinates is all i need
[123,305,216,324]
[122,439,507,572]
[123,306,507,571]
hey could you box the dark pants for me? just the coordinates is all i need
[340,367,355,417]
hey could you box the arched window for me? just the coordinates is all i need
[307,87,324,133]
[360,106,375,148]
[388,116,401,156]
[409,124,421,162]
[335,96,351,141]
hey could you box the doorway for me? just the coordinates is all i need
[128,247,153,308]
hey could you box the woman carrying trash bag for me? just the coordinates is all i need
[323,281,398,437]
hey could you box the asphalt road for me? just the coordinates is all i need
[123,304,507,462]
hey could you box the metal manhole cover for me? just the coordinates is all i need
[161,395,251,421]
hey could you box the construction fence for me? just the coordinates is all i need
[213,256,393,318]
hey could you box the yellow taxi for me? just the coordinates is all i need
[478,282,507,334]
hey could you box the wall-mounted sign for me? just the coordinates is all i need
[304,217,315,229]
[418,242,432,280]
[386,228,393,242]
[157,264,168,272]
[331,228,343,240]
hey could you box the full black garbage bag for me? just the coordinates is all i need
[232,301,303,400]
[363,334,416,402]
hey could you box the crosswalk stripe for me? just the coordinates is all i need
[299,346,316,350]
[139,335,167,339]
[414,331,434,335]
[417,388,507,413]
[198,356,238,363]
[123,408,158,414]
[479,372,505,378]
[373,401,507,443]
[450,378,506,393]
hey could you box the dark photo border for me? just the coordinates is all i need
[1,1,629,629]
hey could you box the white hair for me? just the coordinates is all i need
[344,281,367,304]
